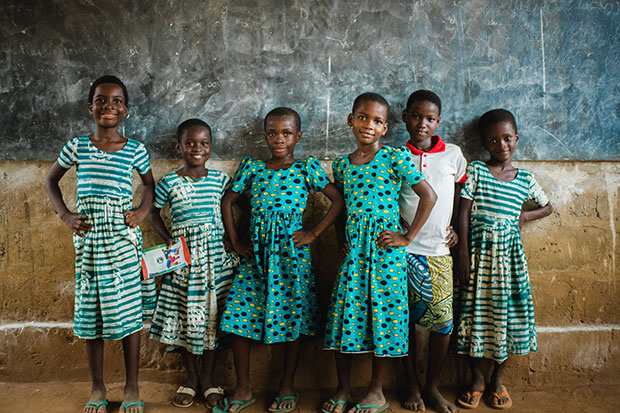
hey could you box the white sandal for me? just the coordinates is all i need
[172,385,196,408]
[204,386,225,409]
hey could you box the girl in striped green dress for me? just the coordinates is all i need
[455,109,552,411]
[148,119,238,409]
[45,75,156,413]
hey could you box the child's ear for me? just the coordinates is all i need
[347,113,354,127]
[175,142,181,153]
[401,109,408,123]
[515,133,520,143]
[296,131,303,143]
[381,121,389,136]
[88,103,94,115]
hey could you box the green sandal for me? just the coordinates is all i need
[269,392,299,413]
[120,400,144,413]
[84,400,108,413]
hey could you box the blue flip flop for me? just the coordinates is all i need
[120,400,144,413]
[269,392,299,413]
[351,402,389,413]
[85,400,108,412]
[213,396,257,413]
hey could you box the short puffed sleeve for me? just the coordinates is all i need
[153,174,171,209]
[133,141,151,175]
[331,156,345,191]
[528,173,549,207]
[221,171,232,194]
[303,156,330,191]
[391,146,424,187]
[460,161,480,200]
[56,137,79,169]
[230,157,256,193]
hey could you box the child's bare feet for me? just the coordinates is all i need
[84,387,107,413]
[423,387,457,413]
[403,382,425,411]
[348,388,388,413]
[322,388,352,413]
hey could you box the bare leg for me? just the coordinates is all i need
[349,356,388,413]
[223,335,253,413]
[322,352,352,413]
[84,339,107,413]
[270,339,302,411]
[202,349,224,407]
[422,332,456,412]
[403,324,424,411]
[172,348,199,407]
[120,331,141,413]
[457,356,485,407]
[488,360,510,407]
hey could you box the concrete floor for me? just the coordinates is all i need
[1,382,619,413]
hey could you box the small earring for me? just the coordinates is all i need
[348,125,352,128]
[126,112,131,119]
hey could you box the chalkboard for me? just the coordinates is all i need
[1,0,619,161]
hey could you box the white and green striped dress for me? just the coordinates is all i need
[455,160,549,363]
[149,171,236,354]
[57,135,157,340]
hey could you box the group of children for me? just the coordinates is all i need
[45,75,552,413]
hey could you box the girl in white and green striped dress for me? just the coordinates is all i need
[45,75,155,413]
[148,119,238,409]
[455,109,552,411]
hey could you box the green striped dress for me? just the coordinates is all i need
[57,135,156,340]
[149,171,237,354]
[455,160,549,363]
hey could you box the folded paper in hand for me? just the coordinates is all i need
[141,236,191,279]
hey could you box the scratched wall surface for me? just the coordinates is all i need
[1,0,619,161]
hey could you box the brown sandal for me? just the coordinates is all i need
[457,389,484,409]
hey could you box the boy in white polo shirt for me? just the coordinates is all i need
[399,90,466,413]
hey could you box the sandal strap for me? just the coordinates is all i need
[204,386,225,398]
[176,386,197,397]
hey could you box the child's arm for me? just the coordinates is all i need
[45,162,91,237]
[445,183,462,248]
[519,202,553,228]
[456,197,473,284]
[147,206,173,247]
[221,188,252,259]
[292,183,345,247]
[124,171,155,228]
[377,179,437,248]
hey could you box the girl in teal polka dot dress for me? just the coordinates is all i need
[216,107,344,413]
[322,93,437,413]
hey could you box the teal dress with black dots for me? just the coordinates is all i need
[219,156,330,344]
[324,146,424,357]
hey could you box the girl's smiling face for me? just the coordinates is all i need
[482,121,519,162]
[264,115,301,160]
[88,83,127,128]
[348,100,389,147]
[178,125,212,167]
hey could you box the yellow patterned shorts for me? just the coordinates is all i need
[406,254,453,334]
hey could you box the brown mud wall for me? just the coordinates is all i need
[1,160,618,388]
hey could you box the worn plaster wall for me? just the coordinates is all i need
[0,160,618,388]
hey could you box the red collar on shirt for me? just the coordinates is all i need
[406,135,446,155]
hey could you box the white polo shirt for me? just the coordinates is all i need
[399,136,467,256]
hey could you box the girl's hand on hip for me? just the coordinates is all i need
[123,208,146,228]
[445,225,459,248]
[61,212,91,237]
[376,230,409,249]
[292,229,317,247]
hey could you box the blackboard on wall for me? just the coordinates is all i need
[1,0,619,161]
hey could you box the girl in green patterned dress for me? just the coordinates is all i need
[148,119,238,409]
[45,75,155,413]
[455,109,553,410]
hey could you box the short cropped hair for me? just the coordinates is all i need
[264,107,301,132]
[405,90,441,115]
[177,118,212,142]
[478,109,518,136]
[88,75,129,106]
[352,92,389,114]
